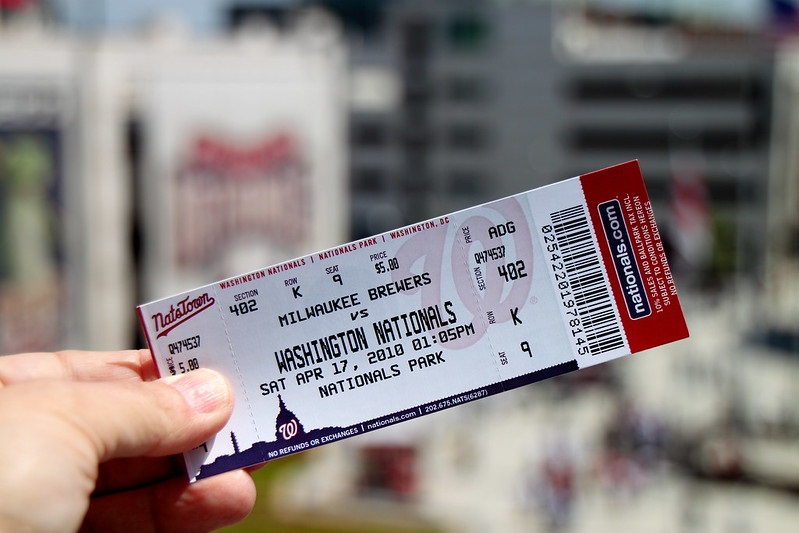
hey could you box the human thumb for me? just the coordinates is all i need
[4,368,237,462]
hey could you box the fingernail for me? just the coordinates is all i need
[164,369,231,413]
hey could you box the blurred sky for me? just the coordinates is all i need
[50,0,769,35]
[49,0,289,34]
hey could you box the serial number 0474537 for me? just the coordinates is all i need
[168,335,201,355]
[474,245,505,265]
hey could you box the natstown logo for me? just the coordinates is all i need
[152,293,216,338]
[278,418,299,440]
[597,200,651,319]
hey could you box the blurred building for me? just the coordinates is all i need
[0,33,127,352]
[751,39,799,480]
[767,39,799,335]
[555,6,772,289]
[126,13,348,301]
[343,0,564,239]
[0,7,349,350]
[5,2,773,291]
[339,0,773,290]
[226,0,773,293]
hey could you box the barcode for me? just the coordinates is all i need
[550,205,625,356]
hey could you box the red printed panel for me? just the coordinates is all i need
[580,161,689,353]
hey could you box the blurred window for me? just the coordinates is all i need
[404,79,434,106]
[566,126,758,151]
[350,119,388,148]
[448,169,485,194]
[351,167,388,193]
[400,123,433,151]
[446,12,489,52]
[313,0,384,38]
[445,75,489,103]
[567,75,761,103]
[447,123,487,150]
[401,18,433,59]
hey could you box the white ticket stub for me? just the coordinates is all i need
[138,160,689,481]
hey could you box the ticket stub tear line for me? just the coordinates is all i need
[137,160,689,482]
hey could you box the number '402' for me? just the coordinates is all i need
[230,299,258,316]
[497,260,527,282]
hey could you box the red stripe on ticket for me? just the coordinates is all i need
[580,161,689,352]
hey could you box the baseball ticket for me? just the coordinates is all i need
[138,160,689,481]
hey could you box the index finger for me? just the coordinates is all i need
[0,350,159,387]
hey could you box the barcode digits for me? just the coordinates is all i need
[549,205,625,356]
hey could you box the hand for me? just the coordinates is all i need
[0,350,256,532]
